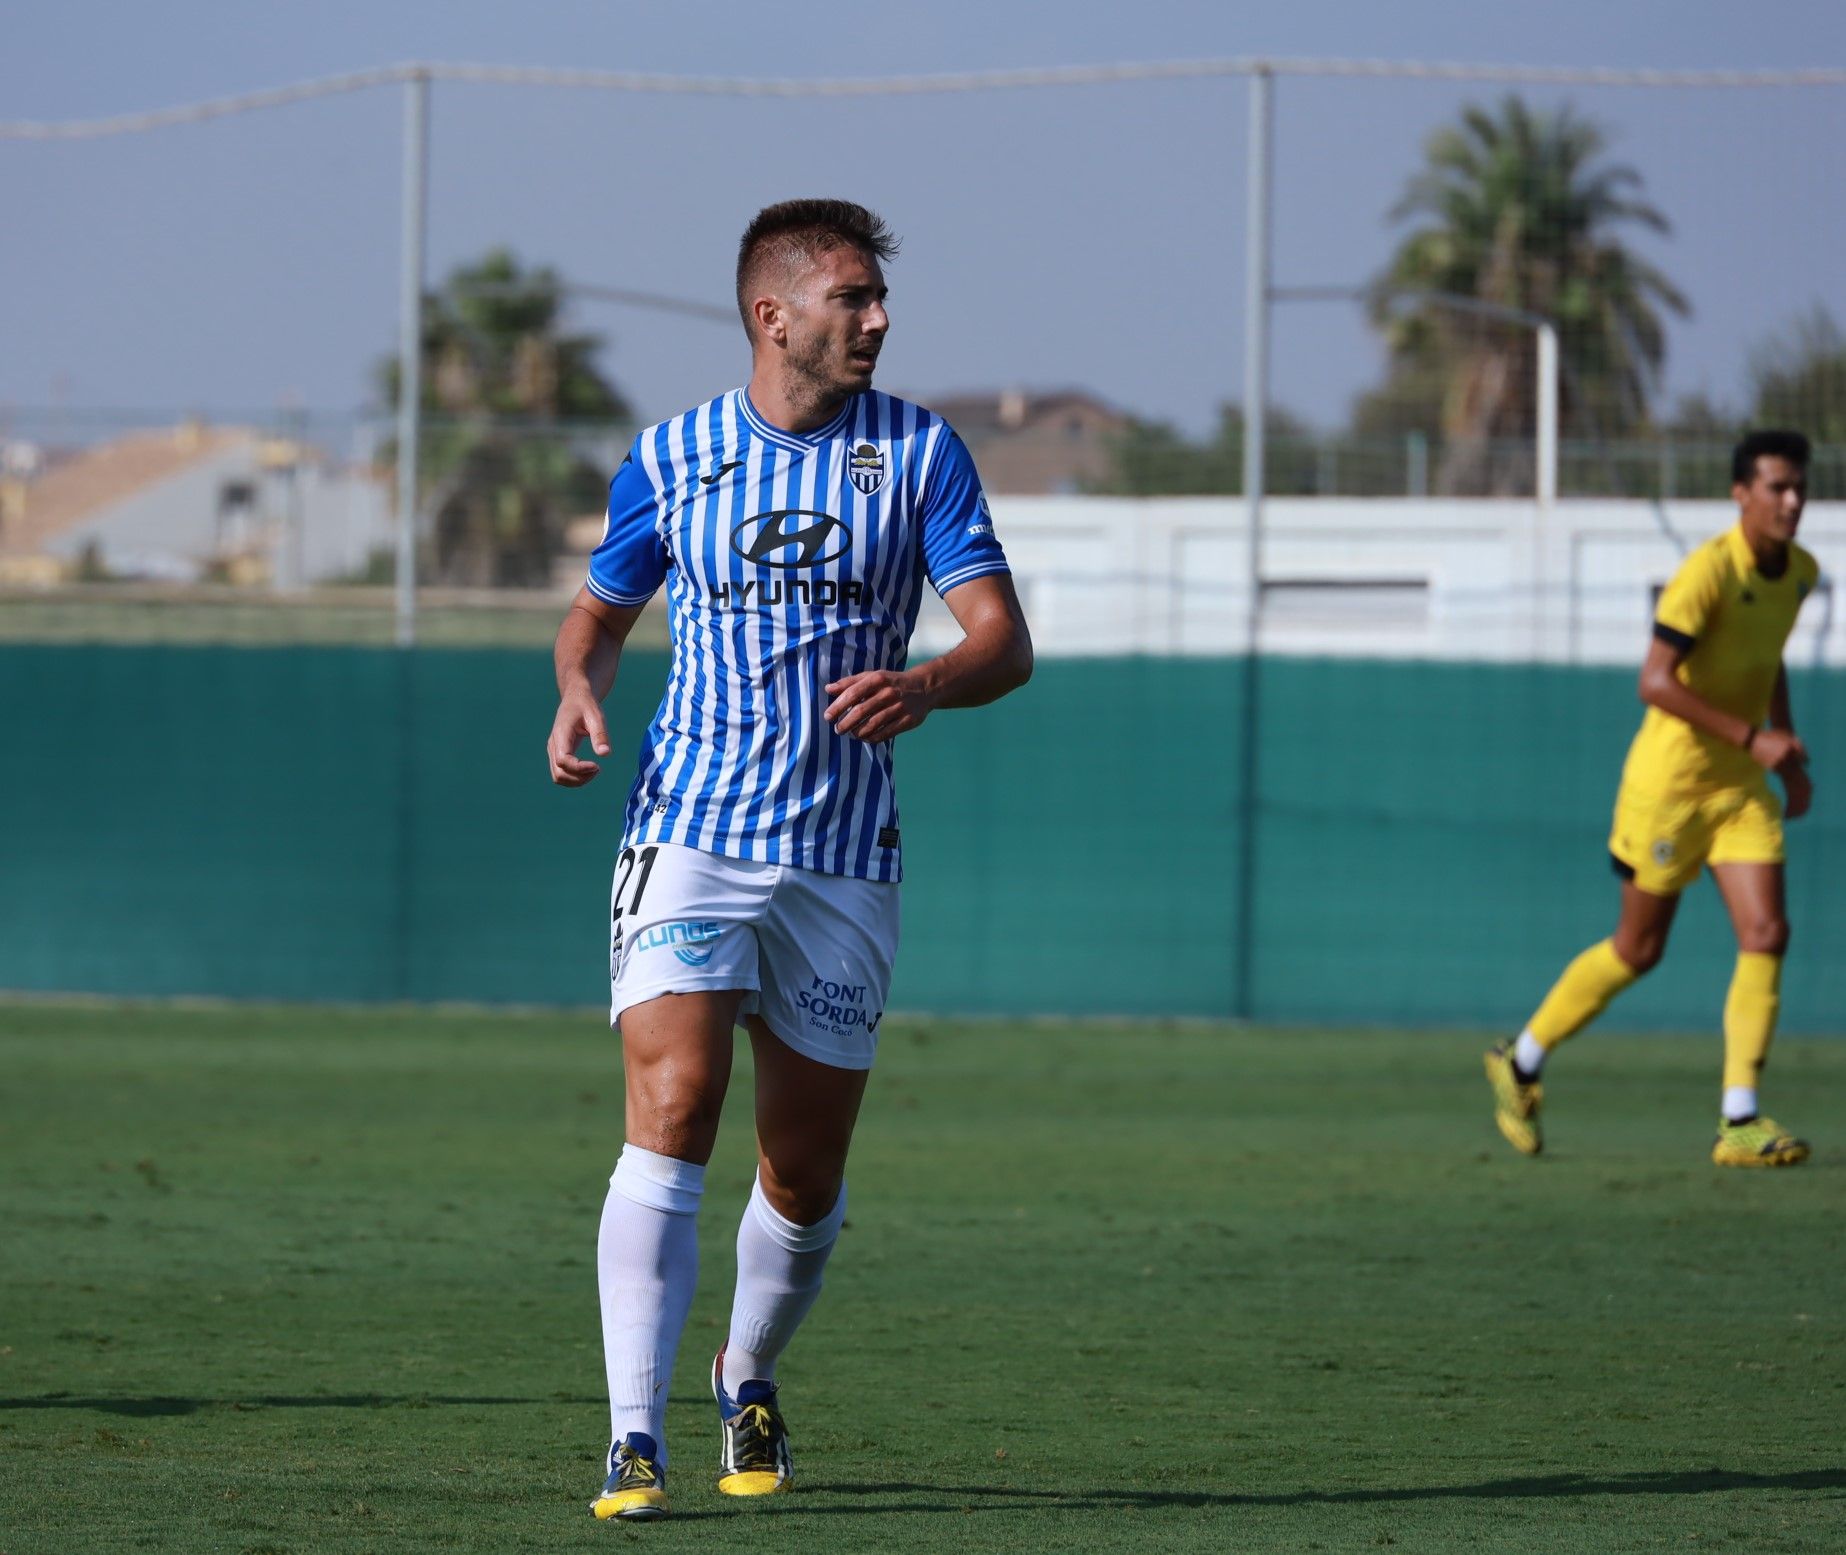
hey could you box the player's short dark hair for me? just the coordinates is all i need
[1732,429,1810,485]
[735,199,899,332]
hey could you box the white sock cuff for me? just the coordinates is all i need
[1722,1085,1759,1123]
[748,1174,845,1253]
[612,1144,706,1215]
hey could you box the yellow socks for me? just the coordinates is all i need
[1528,939,1641,1049]
[1722,951,1782,1097]
[1525,942,1782,1119]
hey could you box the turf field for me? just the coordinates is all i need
[1,1003,1841,1553]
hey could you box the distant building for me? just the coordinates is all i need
[0,423,391,586]
[921,389,1128,494]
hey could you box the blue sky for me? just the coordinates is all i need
[4,0,1843,438]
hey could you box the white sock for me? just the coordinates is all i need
[1722,1086,1759,1123]
[599,1144,705,1468]
[1513,1030,1548,1076]
[721,1176,846,1398]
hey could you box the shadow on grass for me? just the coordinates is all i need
[0,1394,601,1416]
[791,1467,1846,1514]
[6,1400,1838,1522]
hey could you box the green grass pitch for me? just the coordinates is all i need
[1,1002,1841,1553]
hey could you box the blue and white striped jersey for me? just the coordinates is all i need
[586,388,1010,883]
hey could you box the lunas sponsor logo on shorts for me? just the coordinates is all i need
[799,976,883,1035]
[632,920,724,967]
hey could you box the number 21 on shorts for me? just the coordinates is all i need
[609,844,660,970]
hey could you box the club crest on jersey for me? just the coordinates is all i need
[731,509,853,568]
[847,441,887,496]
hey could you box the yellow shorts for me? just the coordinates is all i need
[1608,779,1784,895]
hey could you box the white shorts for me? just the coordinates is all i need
[608,841,899,1071]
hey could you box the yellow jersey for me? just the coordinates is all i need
[1620,523,1819,795]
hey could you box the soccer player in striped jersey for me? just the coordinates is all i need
[1485,430,1819,1168]
[546,199,1032,1520]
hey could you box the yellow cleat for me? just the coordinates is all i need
[1712,1116,1810,1168]
[1484,1041,1543,1156]
[590,1433,669,1521]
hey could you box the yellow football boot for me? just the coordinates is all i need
[1712,1116,1810,1168]
[1484,1041,1543,1156]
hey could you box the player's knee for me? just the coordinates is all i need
[1612,933,1666,976]
[1738,916,1790,956]
[630,1078,726,1159]
[757,1158,845,1227]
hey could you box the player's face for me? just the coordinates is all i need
[1734,455,1806,546]
[783,245,889,398]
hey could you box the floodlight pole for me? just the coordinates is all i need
[394,70,429,648]
[1243,66,1271,652]
[1534,319,1559,656]
[1232,64,1273,1023]
[1536,321,1558,509]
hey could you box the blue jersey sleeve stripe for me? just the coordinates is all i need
[584,572,655,606]
[932,558,1013,596]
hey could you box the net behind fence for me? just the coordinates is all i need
[3,59,1842,622]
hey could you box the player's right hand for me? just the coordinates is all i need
[1783,762,1814,821]
[548,692,612,787]
[1749,727,1807,775]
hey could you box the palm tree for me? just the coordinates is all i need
[1751,305,1846,445]
[1366,97,1688,494]
[377,249,632,587]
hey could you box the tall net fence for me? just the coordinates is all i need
[1257,75,1846,504]
[2,59,1841,643]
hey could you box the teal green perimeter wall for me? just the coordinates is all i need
[2,646,1840,1033]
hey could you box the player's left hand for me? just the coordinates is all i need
[1783,761,1813,821]
[824,670,934,744]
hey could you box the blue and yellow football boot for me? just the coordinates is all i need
[1484,1040,1543,1156]
[711,1346,793,1497]
[590,1432,669,1521]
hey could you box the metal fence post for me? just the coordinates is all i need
[1534,319,1558,658]
[1233,64,1272,1022]
[394,70,429,648]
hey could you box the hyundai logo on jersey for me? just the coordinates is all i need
[731,510,853,568]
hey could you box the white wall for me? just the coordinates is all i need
[913,497,1844,667]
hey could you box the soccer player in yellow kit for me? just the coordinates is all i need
[1486,430,1819,1166]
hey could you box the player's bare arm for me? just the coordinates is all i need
[1636,636,1807,775]
[824,573,1033,744]
[1769,663,1813,820]
[549,588,645,787]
